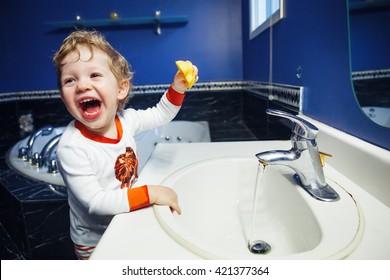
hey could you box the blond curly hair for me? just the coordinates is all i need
[53,30,133,110]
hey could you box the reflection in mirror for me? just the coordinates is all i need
[348,0,390,127]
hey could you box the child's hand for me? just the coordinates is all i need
[171,60,199,94]
[147,185,182,214]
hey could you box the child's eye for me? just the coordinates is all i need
[63,78,75,86]
[91,73,102,78]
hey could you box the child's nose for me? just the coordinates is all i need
[76,78,92,93]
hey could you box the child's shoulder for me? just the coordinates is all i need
[58,121,84,145]
[118,108,139,124]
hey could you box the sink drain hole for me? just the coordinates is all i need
[248,240,271,254]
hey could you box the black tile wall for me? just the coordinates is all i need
[353,78,390,108]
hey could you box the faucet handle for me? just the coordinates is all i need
[266,109,319,140]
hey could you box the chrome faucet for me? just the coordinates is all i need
[256,109,339,202]
[20,125,54,162]
[38,133,62,173]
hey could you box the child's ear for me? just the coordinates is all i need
[117,79,130,100]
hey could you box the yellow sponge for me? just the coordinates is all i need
[175,60,196,89]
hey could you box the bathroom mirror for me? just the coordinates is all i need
[348,0,390,127]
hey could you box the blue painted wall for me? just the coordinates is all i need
[2,0,390,150]
[0,0,242,92]
[242,0,390,150]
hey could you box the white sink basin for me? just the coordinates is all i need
[154,156,363,259]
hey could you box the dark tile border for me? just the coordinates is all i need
[352,68,390,80]
[0,81,302,109]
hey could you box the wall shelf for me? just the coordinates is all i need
[46,14,188,34]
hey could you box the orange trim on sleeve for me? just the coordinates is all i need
[127,185,150,211]
[166,85,186,106]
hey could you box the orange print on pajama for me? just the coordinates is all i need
[114,147,139,189]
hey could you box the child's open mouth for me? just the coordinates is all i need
[79,98,102,120]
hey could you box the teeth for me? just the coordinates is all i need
[84,111,99,116]
[80,98,95,103]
